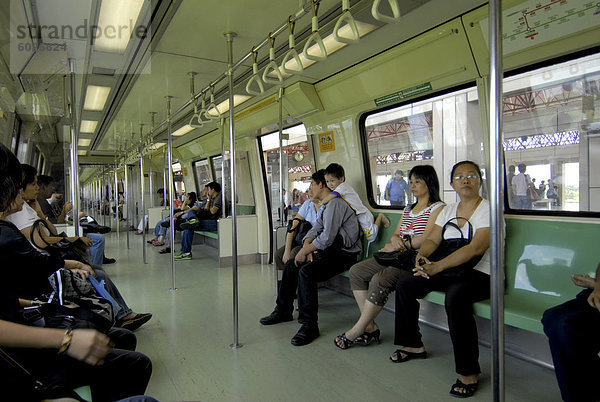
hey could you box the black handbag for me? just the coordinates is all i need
[373,248,417,269]
[287,218,312,248]
[426,217,483,277]
[30,220,92,265]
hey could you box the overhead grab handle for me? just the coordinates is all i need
[246,48,265,96]
[371,0,401,24]
[281,17,304,75]
[303,1,327,62]
[262,33,284,85]
[333,0,360,44]
[188,72,203,128]
[204,86,221,121]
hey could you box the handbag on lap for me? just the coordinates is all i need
[373,235,417,269]
[30,219,92,265]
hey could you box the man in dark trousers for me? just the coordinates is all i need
[260,169,362,346]
[542,263,600,402]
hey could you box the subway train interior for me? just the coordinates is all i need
[1,0,599,400]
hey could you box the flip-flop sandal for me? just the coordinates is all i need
[389,349,427,363]
[449,378,478,398]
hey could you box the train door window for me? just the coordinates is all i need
[361,86,484,208]
[172,162,185,198]
[258,124,313,224]
[211,152,256,216]
[504,51,600,214]
[192,159,212,191]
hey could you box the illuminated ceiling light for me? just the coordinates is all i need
[149,142,166,150]
[78,138,92,147]
[207,95,252,116]
[80,120,98,133]
[94,0,145,53]
[281,21,377,75]
[171,125,195,137]
[83,85,111,111]
[78,150,88,156]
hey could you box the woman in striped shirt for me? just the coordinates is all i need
[334,165,445,349]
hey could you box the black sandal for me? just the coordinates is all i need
[354,329,381,346]
[389,349,427,363]
[333,333,355,350]
[449,378,478,398]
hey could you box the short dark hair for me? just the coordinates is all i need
[207,181,221,193]
[37,175,55,188]
[0,144,23,212]
[518,163,526,173]
[21,164,38,190]
[311,169,327,186]
[394,170,403,176]
[408,165,441,207]
[187,192,197,204]
[450,160,483,183]
[324,163,345,179]
[157,188,164,195]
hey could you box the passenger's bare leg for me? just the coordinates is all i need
[353,290,367,313]
[335,299,383,348]
[375,212,390,228]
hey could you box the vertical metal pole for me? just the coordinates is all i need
[278,88,284,227]
[166,96,176,290]
[68,59,80,236]
[140,126,147,264]
[225,32,242,349]
[220,119,227,218]
[489,1,505,401]
[101,171,106,227]
[125,162,130,249]
[114,165,119,237]
[149,112,156,208]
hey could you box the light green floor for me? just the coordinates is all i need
[103,231,561,401]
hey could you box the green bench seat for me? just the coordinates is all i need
[340,214,593,335]
[194,230,218,240]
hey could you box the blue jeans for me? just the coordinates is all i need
[154,217,169,237]
[179,220,218,253]
[515,195,531,209]
[87,233,105,266]
[542,290,600,402]
[93,268,133,321]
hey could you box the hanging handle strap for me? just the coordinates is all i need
[333,0,360,44]
[302,0,327,61]
[281,16,304,75]
[371,0,401,24]
[204,86,221,120]
[262,33,284,84]
[246,48,265,95]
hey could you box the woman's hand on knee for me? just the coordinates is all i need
[67,329,113,365]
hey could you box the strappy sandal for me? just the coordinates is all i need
[333,333,355,350]
[389,349,427,363]
[153,241,165,247]
[354,329,381,346]
[449,378,478,398]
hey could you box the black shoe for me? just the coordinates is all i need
[103,257,116,264]
[159,247,171,254]
[259,311,293,325]
[117,313,153,331]
[291,324,320,346]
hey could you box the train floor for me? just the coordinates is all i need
[102,230,562,401]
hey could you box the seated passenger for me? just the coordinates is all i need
[322,163,390,246]
[260,170,362,346]
[275,187,323,272]
[392,161,491,398]
[174,182,222,261]
[149,191,198,247]
[36,175,72,225]
[542,265,600,402]
[0,143,152,400]
[334,165,444,349]
[136,188,166,234]
[7,165,151,331]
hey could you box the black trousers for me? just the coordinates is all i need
[394,269,490,376]
[276,249,358,326]
[542,289,600,402]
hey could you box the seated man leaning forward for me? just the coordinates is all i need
[260,169,362,346]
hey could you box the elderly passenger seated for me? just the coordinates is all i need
[0,143,152,400]
[392,161,491,398]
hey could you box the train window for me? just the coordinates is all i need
[504,52,600,214]
[258,124,314,223]
[211,152,256,216]
[361,85,485,208]
[172,162,185,196]
[192,159,212,191]
[16,135,29,163]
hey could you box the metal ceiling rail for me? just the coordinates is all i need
[129,0,326,151]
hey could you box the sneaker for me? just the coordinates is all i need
[174,252,192,260]
[180,219,200,231]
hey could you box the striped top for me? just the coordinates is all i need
[398,201,445,238]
